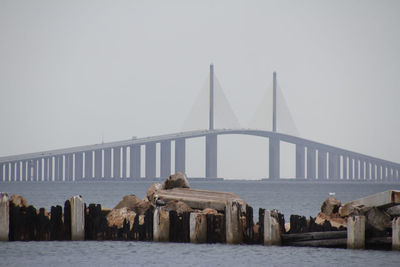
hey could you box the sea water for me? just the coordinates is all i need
[1,181,400,266]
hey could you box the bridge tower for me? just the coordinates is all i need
[269,71,280,180]
[206,64,218,178]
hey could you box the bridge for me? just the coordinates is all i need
[1,65,399,183]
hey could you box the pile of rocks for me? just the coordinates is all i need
[106,172,227,230]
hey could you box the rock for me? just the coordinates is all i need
[284,223,291,233]
[321,197,341,216]
[339,204,369,217]
[132,201,152,215]
[315,212,347,229]
[162,172,190,190]
[365,207,392,231]
[162,200,193,214]
[113,195,141,210]
[146,183,162,203]
[386,205,400,216]
[201,208,219,215]
[113,195,152,215]
[106,207,136,230]
[10,194,28,208]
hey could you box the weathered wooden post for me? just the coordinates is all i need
[0,193,9,241]
[347,216,365,249]
[264,210,281,246]
[190,212,207,243]
[225,200,242,244]
[153,207,169,242]
[70,196,85,241]
[392,217,400,250]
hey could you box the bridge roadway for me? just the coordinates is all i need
[0,129,399,182]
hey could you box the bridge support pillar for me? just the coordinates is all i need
[145,143,156,179]
[5,163,10,182]
[328,152,340,180]
[104,148,112,179]
[54,157,59,181]
[175,139,186,174]
[365,160,371,180]
[371,163,376,181]
[43,158,48,181]
[48,158,53,181]
[10,162,15,182]
[354,158,359,181]
[21,161,26,182]
[130,145,141,179]
[122,147,127,179]
[206,135,218,178]
[66,154,73,181]
[318,150,327,180]
[269,137,280,180]
[75,153,83,181]
[342,156,348,180]
[0,163,3,182]
[16,161,21,181]
[349,157,354,180]
[307,147,316,179]
[37,159,42,182]
[295,144,305,179]
[161,140,171,178]
[377,164,382,181]
[360,160,365,180]
[85,151,93,179]
[113,147,121,179]
[95,150,102,179]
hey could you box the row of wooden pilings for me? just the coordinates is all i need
[1,193,400,250]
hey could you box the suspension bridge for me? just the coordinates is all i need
[0,65,399,182]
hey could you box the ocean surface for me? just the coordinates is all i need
[1,180,400,266]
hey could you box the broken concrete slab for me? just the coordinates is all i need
[153,188,247,212]
[339,190,400,217]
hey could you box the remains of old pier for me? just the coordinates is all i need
[1,172,400,251]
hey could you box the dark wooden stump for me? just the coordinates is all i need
[50,205,64,240]
[258,208,265,244]
[206,214,225,243]
[169,211,190,242]
[64,200,71,240]
[144,207,154,241]
[37,208,51,241]
[243,205,255,244]
[289,215,308,234]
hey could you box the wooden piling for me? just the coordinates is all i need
[0,193,9,241]
[70,196,85,241]
[153,207,170,242]
[347,216,365,249]
[50,205,64,241]
[190,213,207,243]
[206,213,225,243]
[264,210,281,246]
[392,217,400,250]
[225,200,243,244]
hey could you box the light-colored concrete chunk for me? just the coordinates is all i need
[225,200,242,244]
[190,213,207,243]
[264,210,281,246]
[153,207,170,242]
[340,190,400,217]
[347,216,365,249]
[154,188,247,212]
[70,195,85,241]
[392,217,400,250]
[0,193,9,241]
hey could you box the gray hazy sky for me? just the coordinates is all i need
[1,0,399,179]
